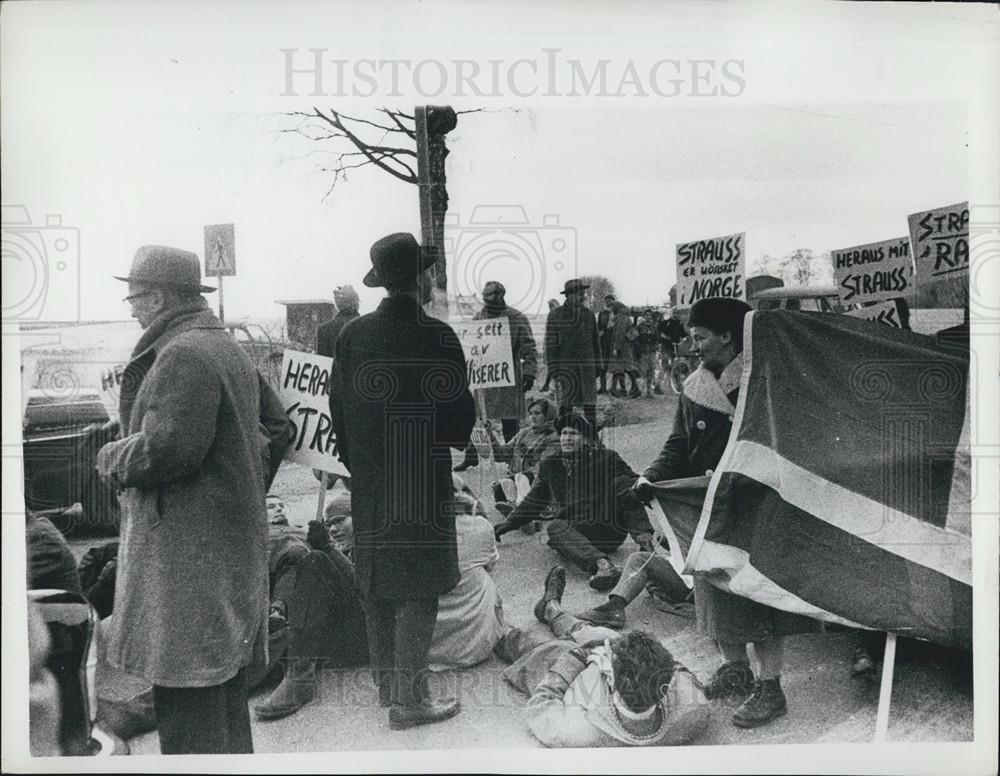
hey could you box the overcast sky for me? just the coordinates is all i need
[2,1,997,322]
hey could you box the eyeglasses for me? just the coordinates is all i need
[122,292,153,304]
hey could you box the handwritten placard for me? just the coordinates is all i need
[675,232,746,308]
[846,299,905,329]
[832,237,913,305]
[907,202,969,285]
[453,317,516,390]
[278,349,348,475]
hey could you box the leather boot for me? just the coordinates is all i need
[701,660,755,703]
[254,659,317,720]
[732,678,788,728]
[389,673,461,730]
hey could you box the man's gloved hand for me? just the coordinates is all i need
[85,419,120,450]
[632,475,656,506]
[494,519,513,542]
[306,520,332,552]
[521,374,534,392]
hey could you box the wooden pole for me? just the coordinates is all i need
[873,632,897,742]
[217,276,225,325]
[315,471,328,522]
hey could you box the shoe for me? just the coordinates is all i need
[389,697,461,730]
[576,602,626,629]
[628,388,642,399]
[495,502,514,517]
[732,678,787,728]
[588,562,621,591]
[254,661,317,720]
[520,520,540,535]
[702,660,755,702]
[534,565,567,623]
[653,385,664,395]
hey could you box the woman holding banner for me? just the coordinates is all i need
[632,297,818,729]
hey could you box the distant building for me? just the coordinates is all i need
[275,299,336,350]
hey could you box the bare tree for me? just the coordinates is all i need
[580,275,617,310]
[281,107,420,199]
[748,253,782,278]
[780,248,819,286]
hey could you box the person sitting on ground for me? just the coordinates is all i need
[493,414,650,591]
[576,542,692,630]
[428,488,509,670]
[486,397,561,516]
[254,495,371,721]
[256,485,509,720]
[495,565,709,748]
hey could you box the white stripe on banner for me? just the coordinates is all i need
[695,540,867,629]
[722,439,973,586]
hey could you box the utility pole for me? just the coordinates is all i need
[415,105,457,320]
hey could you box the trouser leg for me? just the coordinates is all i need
[392,598,439,706]
[607,551,653,603]
[153,668,252,754]
[364,597,396,706]
[500,418,519,443]
[547,519,619,573]
[754,638,784,680]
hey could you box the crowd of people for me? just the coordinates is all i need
[28,231,934,756]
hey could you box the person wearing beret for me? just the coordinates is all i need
[494,413,651,591]
[631,297,818,729]
[96,246,291,754]
[545,279,601,429]
[328,232,476,730]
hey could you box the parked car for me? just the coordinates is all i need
[22,388,120,535]
[748,285,852,314]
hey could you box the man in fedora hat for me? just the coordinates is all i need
[95,245,290,754]
[544,279,601,429]
[493,413,650,591]
[329,232,476,730]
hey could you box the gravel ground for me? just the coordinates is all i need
[108,389,973,755]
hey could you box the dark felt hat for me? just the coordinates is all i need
[555,412,595,439]
[114,245,216,292]
[363,232,435,288]
[687,297,752,334]
[560,278,590,295]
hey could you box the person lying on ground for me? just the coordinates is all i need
[495,565,709,748]
[493,414,650,591]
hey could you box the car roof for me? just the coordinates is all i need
[750,285,839,299]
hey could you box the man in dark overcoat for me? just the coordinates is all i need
[595,293,616,395]
[329,232,476,730]
[545,278,601,429]
[632,297,817,729]
[95,246,290,754]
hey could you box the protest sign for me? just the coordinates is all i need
[907,202,969,285]
[846,299,905,329]
[452,317,516,390]
[832,237,913,305]
[675,232,745,308]
[278,349,348,475]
